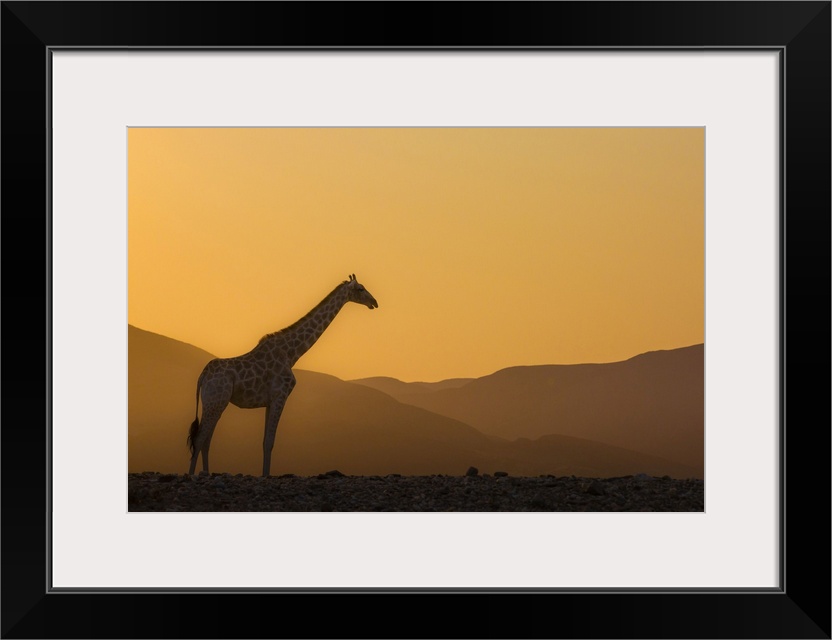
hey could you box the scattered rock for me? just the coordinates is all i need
[465,467,479,477]
[316,470,346,479]
[128,473,703,513]
[583,480,606,496]
[494,471,509,477]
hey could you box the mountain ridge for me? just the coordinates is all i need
[128,325,702,478]
[352,343,704,475]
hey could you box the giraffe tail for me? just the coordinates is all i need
[186,371,203,455]
[187,417,200,456]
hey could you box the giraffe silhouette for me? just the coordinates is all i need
[187,274,378,477]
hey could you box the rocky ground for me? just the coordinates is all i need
[128,468,704,512]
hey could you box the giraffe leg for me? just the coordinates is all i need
[189,402,228,475]
[200,438,211,474]
[262,373,296,477]
[262,398,288,478]
[189,373,233,474]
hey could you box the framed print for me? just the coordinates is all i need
[3,2,829,638]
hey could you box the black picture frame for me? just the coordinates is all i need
[2,2,829,638]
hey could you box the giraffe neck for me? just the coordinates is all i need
[266,282,350,365]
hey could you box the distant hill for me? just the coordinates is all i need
[128,326,218,473]
[352,345,704,477]
[128,325,699,478]
[349,376,474,398]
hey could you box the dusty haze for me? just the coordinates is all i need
[129,326,703,479]
[128,127,704,382]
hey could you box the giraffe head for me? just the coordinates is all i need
[344,274,378,309]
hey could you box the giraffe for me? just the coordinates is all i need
[187,274,378,477]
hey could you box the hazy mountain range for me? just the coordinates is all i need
[352,344,704,473]
[128,325,703,478]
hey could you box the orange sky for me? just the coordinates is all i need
[128,127,703,382]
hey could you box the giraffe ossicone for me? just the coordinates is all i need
[187,274,378,477]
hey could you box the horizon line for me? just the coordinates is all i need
[128,323,703,384]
